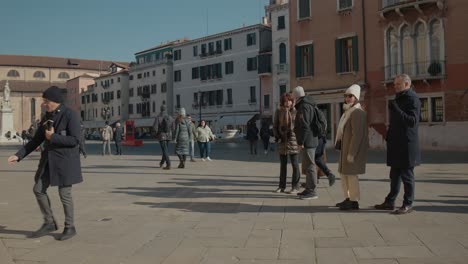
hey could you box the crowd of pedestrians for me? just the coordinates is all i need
[5,75,420,241]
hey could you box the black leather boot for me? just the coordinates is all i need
[29,222,58,238]
[58,226,76,241]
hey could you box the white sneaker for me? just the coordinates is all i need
[201,158,206,161]
[207,157,212,161]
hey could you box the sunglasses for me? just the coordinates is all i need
[344,94,354,98]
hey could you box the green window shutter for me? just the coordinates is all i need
[352,36,359,71]
[295,46,302,77]
[335,39,342,73]
[310,44,314,76]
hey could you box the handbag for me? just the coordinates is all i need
[335,139,342,150]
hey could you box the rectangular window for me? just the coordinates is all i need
[336,36,358,73]
[431,97,444,122]
[118,77,121,82]
[264,94,270,109]
[216,90,223,105]
[152,101,155,113]
[278,16,285,30]
[250,86,256,103]
[208,42,215,54]
[201,44,207,56]
[338,0,353,11]
[117,90,121,99]
[129,104,134,114]
[419,98,429,122]
[129,88,134,97]
[227,89,233,104]
[151,84,157,94]
[200,66,207,80]
[81,96,85,104]
[247,33,256,46]
[225,61,234,74]
[299,0,311,19]
[129,75,134,80]
[224,38,232,50]
[173,49,181,61]
[161,83,167,93]
[174,70,181,82]
[295,44,314,77]
[176,95,181,109]
[118,106,121,116]
[137,73,142,79]
[280,85,287,96]
[111,79,114,84]
[247,57,257,71]
[192,67,199,79]
[193,46,198,57]
[152,70,155,76]
[216,40,222,53]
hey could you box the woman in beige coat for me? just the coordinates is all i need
[335,84,369,210]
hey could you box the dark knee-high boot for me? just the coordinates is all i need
[177,155,184,168]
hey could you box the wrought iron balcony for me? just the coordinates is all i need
[381,0,443,17]
[276,64,289,74]
[384,60,446,82]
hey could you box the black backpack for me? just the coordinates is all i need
[312,106,327,138]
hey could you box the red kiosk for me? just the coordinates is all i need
[122,120,143,146]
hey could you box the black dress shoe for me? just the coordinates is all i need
[328,173,336,187]
[374,202,395,210]
[29,222,58,238]
[335,198,350,207]
[163,166,171,170]
[392,205,414,215]
[58,227,76,241]
[159,161,164,168]
[339,200,359,210]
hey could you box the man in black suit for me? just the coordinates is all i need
[375,74,421,214]
[8,86,83,240]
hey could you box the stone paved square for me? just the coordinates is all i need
[1,141,468,264]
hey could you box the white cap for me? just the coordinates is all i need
[179,108,186,117]
[345,84,361,101]
[292,86,305,99]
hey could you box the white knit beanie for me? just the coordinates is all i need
[292,86,305,99]
[179,108,186,117]
[345,84,361,101]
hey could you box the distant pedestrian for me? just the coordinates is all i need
[246,122,259,155]
[292,86,319,200]
[375,74,421,214]
[153,104,174,170]
[101,121,113,155]
[196,120,214,161]
[273,93,300,194]
[260,122,271,155]
[79,122,87,158]
[335,85,369,210]
[7,86,83,241]
[314,107,336,186]
[114,122,124,155]
[187,115,197,162]
[174,108,192,168]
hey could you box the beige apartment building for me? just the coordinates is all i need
[0,55,124,133]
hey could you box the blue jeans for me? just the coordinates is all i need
[198,142,211,158]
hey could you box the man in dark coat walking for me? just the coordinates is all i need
[153,104,174,170]
[292,86,319,200]
[114,122,124,155]
[7,86,83,241]
[375,74,421,214]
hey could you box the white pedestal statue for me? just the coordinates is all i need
[0,81,16,143]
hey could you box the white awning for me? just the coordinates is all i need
[133,118,155,127]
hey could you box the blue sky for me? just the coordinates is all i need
[0,0,269,62]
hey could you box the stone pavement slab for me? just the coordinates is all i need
[1,142,468,263]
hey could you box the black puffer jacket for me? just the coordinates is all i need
[294,96,318,148]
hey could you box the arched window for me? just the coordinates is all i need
[7,69,20,77]
[400,25,413,75]
[429,19,442,62]
[33,71,46,78]
[386,27,398,78]
[58,72,70,79]
[279,43,286,64]
[414,22,428,75]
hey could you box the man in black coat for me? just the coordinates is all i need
[375,74,421,214]
[114,122,124,155]
[292,86,319,200]
[152,104,174,170]
[8,86,83,240]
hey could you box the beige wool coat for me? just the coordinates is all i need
[338,108,369,175]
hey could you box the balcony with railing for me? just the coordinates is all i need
[276,64,289,74]
[381,0,443,17]
[384,60,446,82]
